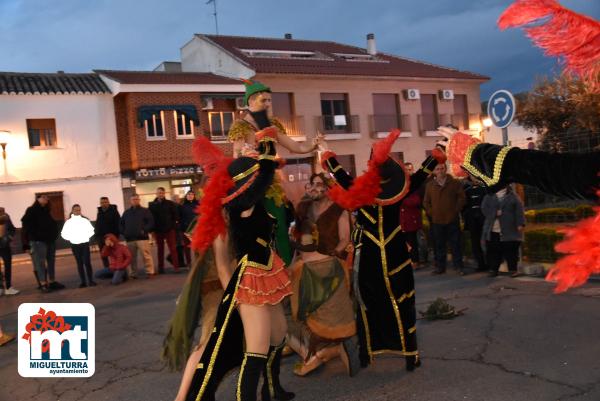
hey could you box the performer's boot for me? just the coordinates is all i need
[405,354,421,372]
[237,352,267,401]
[261,343,295,401]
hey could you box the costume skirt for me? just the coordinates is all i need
[236,252,292,305]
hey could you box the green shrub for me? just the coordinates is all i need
[574,204,595,219]
[522,228,565,263]
[524,205,595,223]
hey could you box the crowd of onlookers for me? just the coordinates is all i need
[400,161,526,278]
[0,161,527,300]
[0,187,200,296]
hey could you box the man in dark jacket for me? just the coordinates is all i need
[95,197,120,269]
[149,187,180,273]
[21,194,65,292]
[462,176,488,272]
[423,163,466,275]
[120,194,155,278]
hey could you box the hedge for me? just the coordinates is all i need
[525,205,594,224]
[522,228,565,263]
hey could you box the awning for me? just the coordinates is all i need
[137,105,200,127]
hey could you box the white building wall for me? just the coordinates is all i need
[485,123,538,148]
[0,94,123,225]
[180,35,255,78]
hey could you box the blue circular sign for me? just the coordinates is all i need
[487,90,516,128]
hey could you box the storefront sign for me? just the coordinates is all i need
[135,165,202,179]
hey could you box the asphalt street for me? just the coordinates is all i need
[1,251,599,401]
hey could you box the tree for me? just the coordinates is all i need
[516,75,600,152]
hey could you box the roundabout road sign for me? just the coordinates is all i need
[487,90,516,129]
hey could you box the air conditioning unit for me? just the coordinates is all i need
[201,97,213,110]
[235,97,247,110]
[403,89,420,100]
[439,89,454,100]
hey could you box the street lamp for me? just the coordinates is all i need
[480,117,493,142]
[0,130,10,160]
[482,118,493,129]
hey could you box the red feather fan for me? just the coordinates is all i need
[191,159,234,252]
[190,136,234,252]
[326,161,382,211]
[498,0,600,92]
[546,189,600,293]
[326,130,401,210]
[192,136,224,178]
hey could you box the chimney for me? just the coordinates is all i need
[284,33,292,39]
[366,33,376,56]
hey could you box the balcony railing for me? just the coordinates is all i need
[209,115,306,141]
[451,113,470,131]
[278,115,305,137]
[315,115,360,134]
[369,114,411,135]
[417,113,439,134]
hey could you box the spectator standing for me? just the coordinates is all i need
[424,163,466,275]
[462,176,488,272]
[94,197,120,269]
[100,233,132,285]
[21,194,65,292]
[120,194,155,278]
[481,185,526,277]
[61,204,96,287]
[179,190,199,268]
[170,194,186,269]
[0,207,19,295]
[149,187,180,273]
[399,190,423,269]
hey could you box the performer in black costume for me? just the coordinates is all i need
[442,126,600,292]
[185,128,294,401]
[320,130,446,371]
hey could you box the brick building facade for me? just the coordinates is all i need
[97,71,244,205]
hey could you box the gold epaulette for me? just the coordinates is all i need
[462,143,512,187]
[227,120,254,142]
[270,117,287,135]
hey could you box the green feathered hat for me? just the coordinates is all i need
[242,78,271,106]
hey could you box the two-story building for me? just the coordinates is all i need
[0,72,122,239]
[170,33,488,186]
[96,70,244,205]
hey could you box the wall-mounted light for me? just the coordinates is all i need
[482,118,493,129]
[0,130,11,160]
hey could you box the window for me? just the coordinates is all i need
[320,93,349,132]
[27,119,57,148]
[173,111,194,138]
[208,111,235,139]
[240,49,332,60]
[372,94,400,132]
[144,111,165,140]
[452,94,469,130]
[420,94,439,132]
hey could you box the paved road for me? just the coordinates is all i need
[1,252,599,401]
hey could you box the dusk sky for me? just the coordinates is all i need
[1,0,598,99]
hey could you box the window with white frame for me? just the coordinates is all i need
[208,111,235,139]
[144,111,165,139]
[173,111,194,138]
[27,119,58,148]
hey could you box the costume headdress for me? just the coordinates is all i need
[241,78,271,106]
